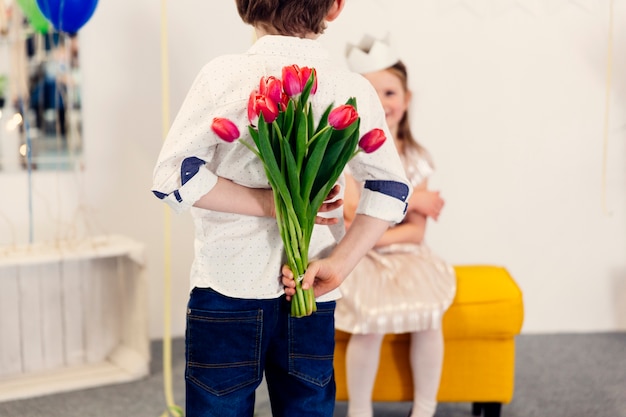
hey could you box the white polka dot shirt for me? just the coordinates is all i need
[152,35,410,300]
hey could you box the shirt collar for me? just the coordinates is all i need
[247,35,330,62]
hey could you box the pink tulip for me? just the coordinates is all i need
[211,117,240,142]
[279,92,290,111]
[259,76,283,106]
[328,104,358,130]
[358,128,386,153]
[282,65,302,97]
[299,67,317,95]
[247,92,258,125]
[248,91,279,125]
[281,65,317,97]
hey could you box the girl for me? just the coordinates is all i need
[336,40,457,417]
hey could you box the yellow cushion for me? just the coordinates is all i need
[437,338,516,402]
[334,265,525,403]
[443,265,524,339]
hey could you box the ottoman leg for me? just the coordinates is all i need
[471,402,502,417]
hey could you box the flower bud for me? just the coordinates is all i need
[279,92,290,112]
[328,104,358,130]
[211,117,240,142]
[282,65,302,97]
[358,128,386,153]
[248,91,279,125]
[300,67,317,95]
[259,76,283,106]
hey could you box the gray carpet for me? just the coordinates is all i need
[0,333,624,417]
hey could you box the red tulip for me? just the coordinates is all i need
[248,91,279,125]
[259,76,283,106]
[247,92,258,125]
[281,65,317,98]
[299,67,317,95]
[279,92,290,111]
[282,65,302,97]
[328,104,358,130]
[358,128,386,153]
[211,117,240,142]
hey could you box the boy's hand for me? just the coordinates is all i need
[268,184,342,224]
[281,258,343,300]
[315,184,343,225]
[282,265,296,300]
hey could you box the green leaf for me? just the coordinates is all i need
[248,126,260,149]
[255,115,294,211]
[269,122,283,172]
[306,102,314,148]
[281,133,305,218]
[295,104,308,171]
[311,119,360,199]
[281,101,295,144]
[241,131,261,159]
[299,72,315,109]
[301,126,333,203]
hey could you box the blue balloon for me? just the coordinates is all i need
[36,0,98,34]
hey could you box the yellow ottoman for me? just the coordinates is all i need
[334,265,524,417]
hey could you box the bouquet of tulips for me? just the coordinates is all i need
[211,65,385,317]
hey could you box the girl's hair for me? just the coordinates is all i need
[236,0,336,36]
[387,60,431,163]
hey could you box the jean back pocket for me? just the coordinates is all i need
[288,302,336,387]
[186,307,262,396]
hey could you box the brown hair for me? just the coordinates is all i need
[386,60,431,163]
[236,0,336,36]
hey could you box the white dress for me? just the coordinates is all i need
[335,146,457,334]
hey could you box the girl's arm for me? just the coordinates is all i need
[342,173,361,229]
[343,173,427,247]
[374,210,426,247]
[407,179,444,220]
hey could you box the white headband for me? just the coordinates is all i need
[345,33,400,74]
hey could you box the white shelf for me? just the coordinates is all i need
[0,235,150,402]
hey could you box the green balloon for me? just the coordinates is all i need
[16,0,50,34]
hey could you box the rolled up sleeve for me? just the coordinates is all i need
[345,78,413,224]
[151,63,224,214]
[356,180,409,224]
[152,162,218,214]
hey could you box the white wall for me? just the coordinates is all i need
[1,0,624,338]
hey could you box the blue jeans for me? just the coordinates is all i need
[185,287,336,417]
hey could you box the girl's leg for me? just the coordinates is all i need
[345,333,385,417]
[409,328,444,417]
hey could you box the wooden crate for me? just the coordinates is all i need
[0,235,150,402]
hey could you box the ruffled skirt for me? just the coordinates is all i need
[335,243,456,334]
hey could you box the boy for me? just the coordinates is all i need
[152,1,410,416]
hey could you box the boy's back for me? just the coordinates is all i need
[151,1,411,416]
[153,34,408,300]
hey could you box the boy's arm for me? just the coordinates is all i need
[193,177,274,217]
[193,177,343,224]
